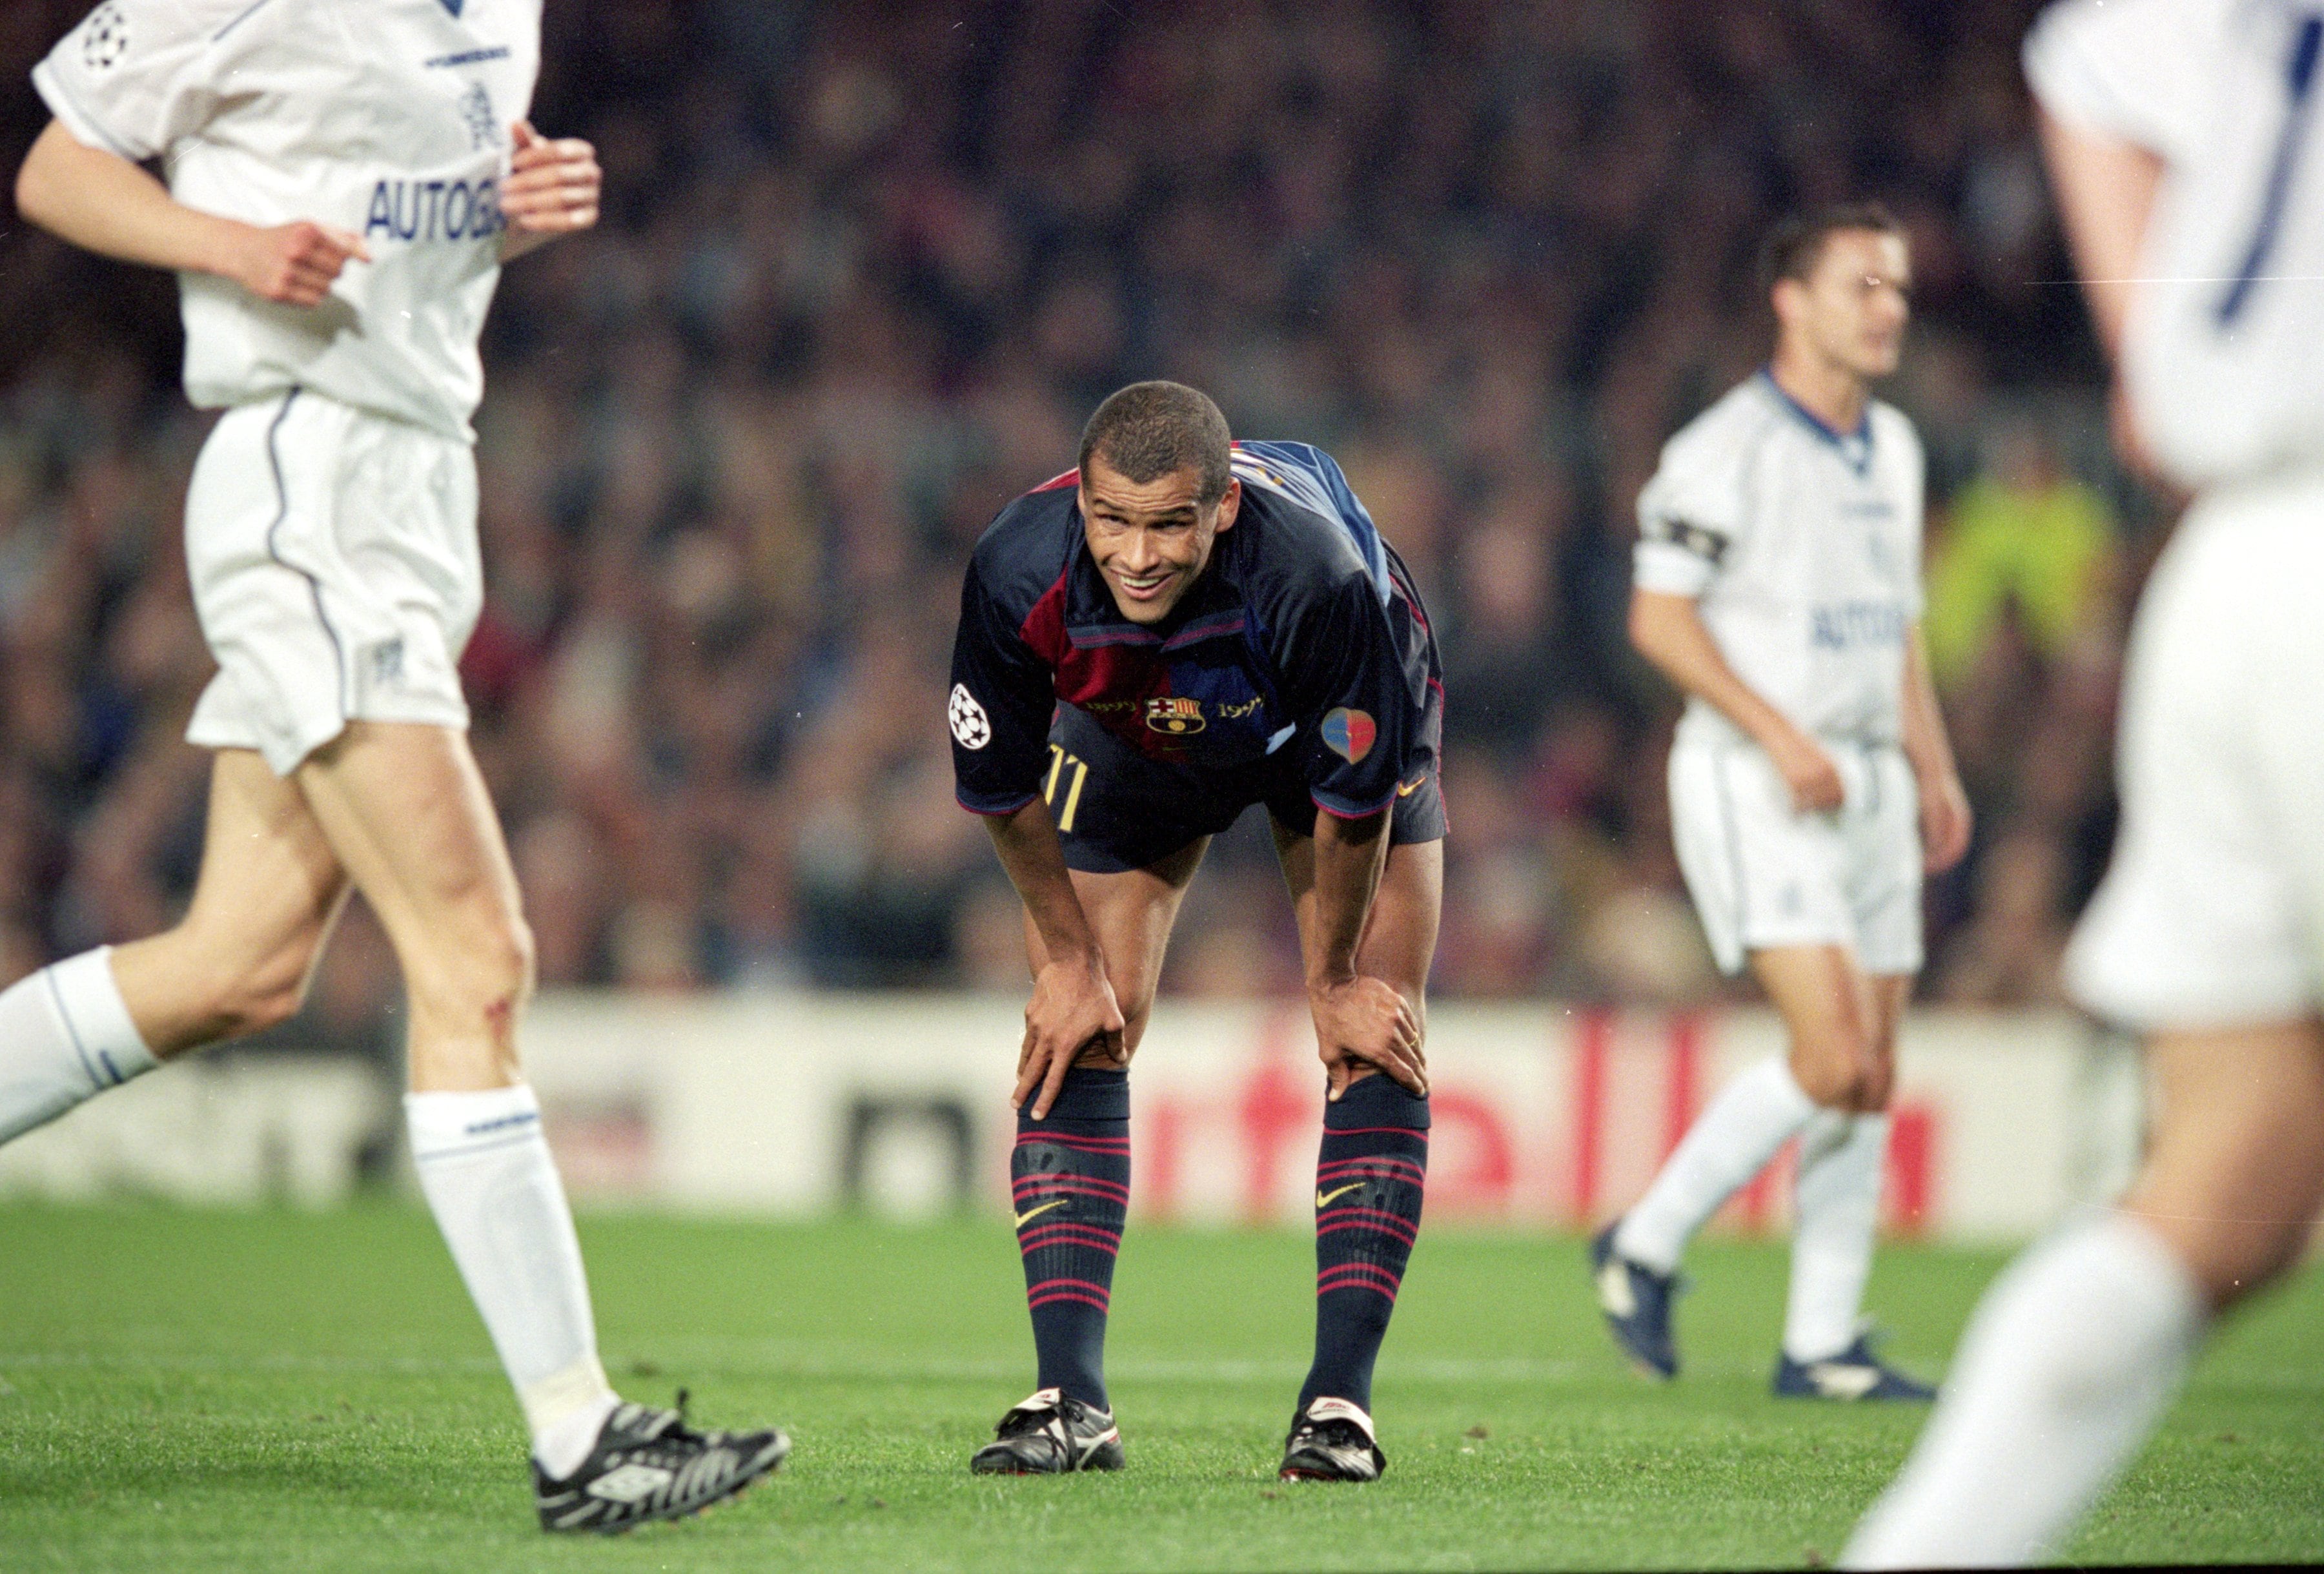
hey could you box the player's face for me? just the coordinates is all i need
[1079,459,1243,624]
[1789,229,1912,380]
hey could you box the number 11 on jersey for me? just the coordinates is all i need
[1043,745,1090,833]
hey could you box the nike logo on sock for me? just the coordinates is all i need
[1014,1198,1070,1229]
[1316,1183,1365,1209]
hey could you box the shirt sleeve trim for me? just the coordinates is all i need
[30,60,152,163]
[956,788,1041,818]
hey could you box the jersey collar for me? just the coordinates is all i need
[1758,367,1873,475]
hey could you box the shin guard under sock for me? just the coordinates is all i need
[1012,1067,1129,1409]
[1298,1073,1429,1413]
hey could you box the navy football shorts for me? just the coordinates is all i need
[1042,688,1447,876]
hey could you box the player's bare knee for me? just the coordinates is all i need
[1788,1030,1871,1109]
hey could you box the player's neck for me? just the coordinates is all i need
[1766,351,1868,438]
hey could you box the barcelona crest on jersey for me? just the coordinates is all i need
[1145,696,1206,735]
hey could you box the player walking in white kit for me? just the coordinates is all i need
[4,0,786,1531]
[1851,2,2324,1563]
[1591,205,1973,1400]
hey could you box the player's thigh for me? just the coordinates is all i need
[1748,943,1879,1109]
[1670,741,1852,977]
[290,721,527,993]
[2126,1021,2324,1309]
[1022,837,1208,1059]
[111,749,351,1055]
[2068,490,2324,1029]
[1843,746,1924,981]
[1271,820,1442,1016]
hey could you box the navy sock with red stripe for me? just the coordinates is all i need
[1298,1072,1429,1414]
[1012,1066,1130,1410]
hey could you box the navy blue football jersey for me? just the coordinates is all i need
[949,441,1435,824]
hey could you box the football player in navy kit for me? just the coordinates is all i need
[950,380,1445,1483]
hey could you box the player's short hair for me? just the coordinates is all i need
[1078,381,1233,506]
[1758,201,1906,293]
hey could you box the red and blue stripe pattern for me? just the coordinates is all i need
[1012,1069,1131,1408]
[1299,1076,1430,1413]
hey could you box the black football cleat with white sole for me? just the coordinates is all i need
[1772,1333,1937,1402]
[534,1393,790,1533]
[1591,1220,1682,1380]
[1278,1396,1386,1482]
[969,1387,1124,1475]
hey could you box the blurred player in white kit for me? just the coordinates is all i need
[2,0,786,1532]
[1850,0,2324,1564]
[1592,204,1972,1400]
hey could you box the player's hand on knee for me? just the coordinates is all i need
[1014,954,1126,1119]
[504,121,601,235]
[230,220,370,307]
[1768,726,1845,814]
[1310,976,1427,1101]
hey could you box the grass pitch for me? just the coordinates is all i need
[0,1205,2318,1570]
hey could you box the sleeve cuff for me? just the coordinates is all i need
[1633,540,1716,597]
[955,787,1041,818]
[31,60,151,163]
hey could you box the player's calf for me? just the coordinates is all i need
[979,1063,1130,1473]
[1292,1069,1427,1474]
[0,947,158,1147]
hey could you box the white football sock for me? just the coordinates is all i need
[0,948,158,1146]
[1784,1110,1887,1361]
[407,1085,619,1478]
[1615,1056,1818,1274]
[1844,1213,2205,1569]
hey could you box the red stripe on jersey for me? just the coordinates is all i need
[1018,572,1072,667]
[1031,467,1080,493]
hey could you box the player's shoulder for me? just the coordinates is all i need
[1228,441,1388,602]
[966,471,1079,609]
[1868,398,1922,455]
[1653,376,1788,485]
[85,0,303,52]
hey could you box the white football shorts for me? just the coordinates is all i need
[2067,471,2324,1030]
[184,389,481,775]
[1669,736,1923,977]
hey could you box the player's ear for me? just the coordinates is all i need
[1211,476,1242,533]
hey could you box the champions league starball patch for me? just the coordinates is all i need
[948,684,991,750]
[1321,707,1375,764]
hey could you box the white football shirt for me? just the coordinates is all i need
[1635,371,1926,750]
[2028,0,2324,489]
[34,0,540,441]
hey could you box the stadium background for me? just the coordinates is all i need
[0,0,2142,1026]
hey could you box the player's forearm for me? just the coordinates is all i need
[14,120,250,281]
[2037,107,2163,365]
[1627,589,1803,752]
[1900,626,1960,789]
[1305,808,1391,987]
[983,799,1105,969]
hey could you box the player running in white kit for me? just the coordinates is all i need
[1850,1,2324,1563]
[1592,205,1973,1400]
[5,0,785,1531]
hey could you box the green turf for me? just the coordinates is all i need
[0,1205,2317,1570]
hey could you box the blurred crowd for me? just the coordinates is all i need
[0,0,2163,1052]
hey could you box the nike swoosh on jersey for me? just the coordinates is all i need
[1012,1198,1070,1229]
[1316,1183,1365,1209]
[1396,773,1427,797]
